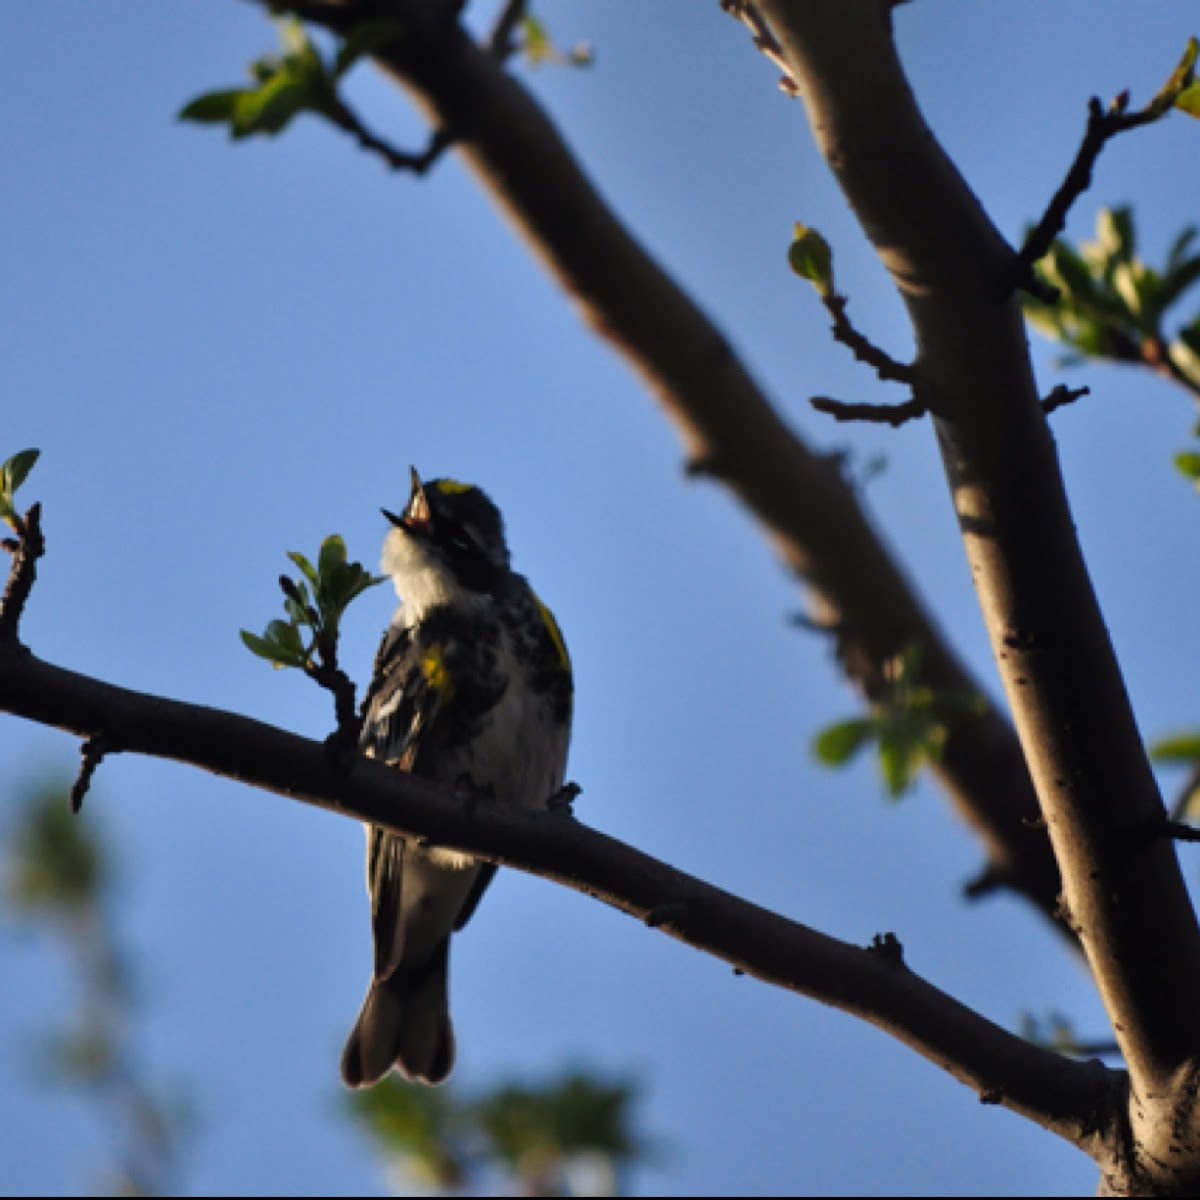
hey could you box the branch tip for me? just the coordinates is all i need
[810,395,927,427]
[1012,86,1174,293]
[1041,384,1091,416]
[71,733,113,814]
[963,865,1007,901]
[720,1,800,97]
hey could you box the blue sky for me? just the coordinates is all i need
[3,2,1199,1194]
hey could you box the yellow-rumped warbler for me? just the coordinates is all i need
[341,469,573,1088]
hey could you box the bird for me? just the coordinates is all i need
[341,468,573,1088]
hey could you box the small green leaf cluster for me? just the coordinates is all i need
[0,447,40,530]
[787,222,835,298]
[1024,207,1200,386]
[178,17,399,140]
[241,535,384,671]
[346,1069,645,1195]
[1023,206,1200,485]
[520,14,594,69]
[3,784,192,1192]
[1148,36,1200,119]
[814,645,986,798]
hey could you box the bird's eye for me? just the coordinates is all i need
[448,532,473,553]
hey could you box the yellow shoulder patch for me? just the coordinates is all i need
[535,596,571,671]
[420,644,456,700]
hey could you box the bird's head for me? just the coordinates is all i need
[381,468,511,612]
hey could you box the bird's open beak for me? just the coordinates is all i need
[382,467,432,535]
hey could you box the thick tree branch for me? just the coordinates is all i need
[243,0,1071,942]
[0,639,1119,1155]
[756,0,1200,1157]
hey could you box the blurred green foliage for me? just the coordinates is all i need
[3,781,190,1194]
[1023,206,1200,488]
[346,1068,649,1196]
[813,644,986,798]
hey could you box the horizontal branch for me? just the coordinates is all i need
[0,639,1117,1151]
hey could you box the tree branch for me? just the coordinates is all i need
[0,637,1119,1155]
[810,394,925,427]
[1013,95,1167,296]
[243,0,1070,941]
[756,0,1200,1139]
[0,502,45,643]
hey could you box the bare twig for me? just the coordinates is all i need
[1162,819,1200,844]
[326,97,453,174]
[823,294,914,384]
[0,502,45,643]
[1042,384,1091,416]
[308,654,361,757]
[71,733,113,814]
[1012,94,1165,296]
[810,395,926,427]
[719,0,799,96]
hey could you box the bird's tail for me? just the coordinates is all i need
[340,938,455,1088]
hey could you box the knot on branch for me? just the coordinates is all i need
[866,931,905,966]
[645,900,690,930]
[547,781,581,814]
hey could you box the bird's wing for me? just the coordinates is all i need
[360,622,455,980]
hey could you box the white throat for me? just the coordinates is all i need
[381,527,481,622]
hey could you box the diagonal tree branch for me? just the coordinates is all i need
[241,0,1070,941]
[754,0,1200,1157]
[0,636,1120,1157]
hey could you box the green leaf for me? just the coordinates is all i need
[1,447,40,499]
[230,76,320,139]
[522,14,554,65]
[283,595,311,629]
[878,731,920,798]
[241,621,307,669]
[1155,253,1200,314]
[177,89,245,124]
[1148,36,1199,117]
[1167,226,1199,273]
[318,533,347,577]
[1150,731,1200,762]
[1173,450,1200,483]
[1169,338,1200,391]
[1095,207,1134,264]
[1176,80,1200,118]
[787,223,835,297]
[287,551,319,587]
[813,718,876,766]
